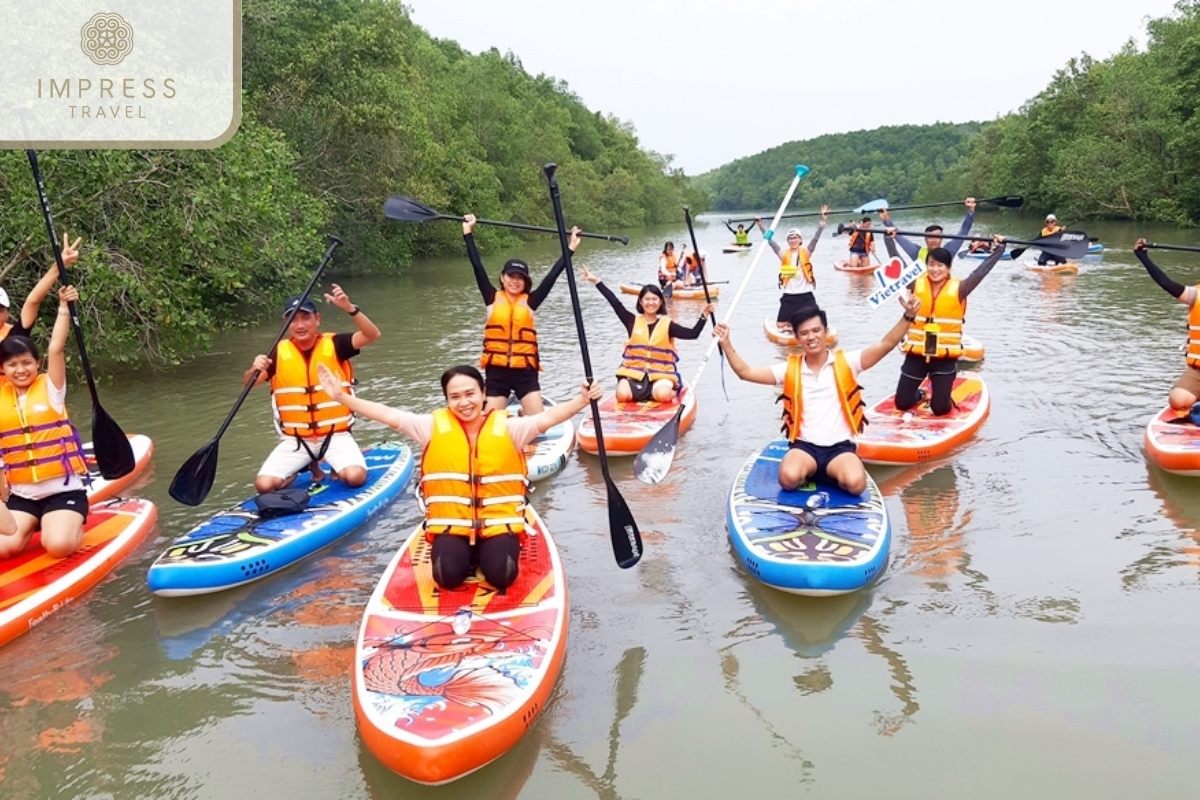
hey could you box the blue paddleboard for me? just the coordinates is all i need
[147,442,415,596]
[727,440,890,596]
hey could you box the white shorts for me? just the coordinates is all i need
[257,431,366,479]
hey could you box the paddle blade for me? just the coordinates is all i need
[606,480,642,569]
[991,195,1024,208]
[91,403,135,480]
[1037,230,1091,260]
[633,409,682,484]
[168,440,219,506]
[383,195,441,223]
[855,198,889,214]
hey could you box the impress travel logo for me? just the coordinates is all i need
[0,0,241,148]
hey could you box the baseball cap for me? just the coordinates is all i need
[283,295,317,315]
[785,228,803,238]
[0,288,9,308]
[698,249,709,259]
[1045,213,1057,222]
[501,259,531,278]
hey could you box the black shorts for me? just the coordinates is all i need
[848,247,868,256]
[789,439,857,486]
[484,366,541,400]
[618,373,654,402]
[8,489,89,522]
[777,291,818,324]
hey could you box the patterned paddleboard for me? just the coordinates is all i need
[505,396,575,482]
[0,497,158,648]
[1145,406,1200,476]
[146,442,414,596]
[578,383,696,456]
[856,373,990,465]
[354,505,567,785]
[727,440,890,596]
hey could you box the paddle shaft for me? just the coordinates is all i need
[863,225,1075,251]
[207,237,344,443]
[433,212,627,244]
[682,207,714,316]
[1145,242,1200,254]
[727,195,1018,224]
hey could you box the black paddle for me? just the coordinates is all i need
[25,149,135,480]
[168,237,345,506]
[1144,242,1200,254]
[543,163,642,569]
[840,223,1092,261]
[384,195,629,244]
[727,195,1023,225]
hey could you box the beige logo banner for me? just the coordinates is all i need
[80,12,134,66]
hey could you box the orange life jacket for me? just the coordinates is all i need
[902,275,966,359]
[1187,292,1200,369]
[270,334,355,438]
[1041,224,1063,237]
[848,229,874,252]
[480,293,539,371]
[778,352,866,442]
[615,315,680,387]
[421,408,528,544]
[0,323,12,340]
[659,253,679,282]
[680,253,703,282]
[0,374,87,485]
[779,247,815,289]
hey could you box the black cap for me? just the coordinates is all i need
[501,259,531,278]
[283,295,317,315]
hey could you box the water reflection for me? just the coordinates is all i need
[1129,462,1200,589]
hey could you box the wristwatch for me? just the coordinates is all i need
[348,306,361,317]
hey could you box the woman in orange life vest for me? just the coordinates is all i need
[658,241,683,289]
[1038,213,1066,266]
[845,216,877,271]
[887,231,1007,416]
[463,214,582,416]
[579,266,715,403]
[677,249,710,288]
[0,286,88,561]
[757,205,830,332]
[0,232,82,343]
[245,284,381,493]
[316,363,600,590]
[1134,238,1200,421]
[713,295,919,495]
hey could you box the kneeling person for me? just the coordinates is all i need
[715,298,919,495]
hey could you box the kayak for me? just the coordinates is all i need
[723,243,753,253]
[146,441,415,596]
[1023,260,1079,274]
[1144,406,1200,476]
[578,383,696,456]
[619,283,719,300]
[84,433,154,504]
[727,439,890,596]
[763,317,838,347]
[856,373,991,465]
[354,505,567,785]
[506,397,576,482]
[0,497,158,648]
[833,260,875,273]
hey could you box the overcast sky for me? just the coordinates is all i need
[405,0,1179,175]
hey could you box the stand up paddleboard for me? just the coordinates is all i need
[505,397,576,482]
[147,442,414,596]
[723,243,753,254]
[354,506,567,785]
[1023,260,1079,274]
[727,440,890,596]
[959,333,985,364]
[1145,406,1200,476]
[763,316,839,347]
[618,283,719,300]
[856,373,991,465]
[84,433,154,504]
[0,497,158,648]
[833,259,875,273]
[578,383,697,456]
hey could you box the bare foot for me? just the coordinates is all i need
[309,464,326,483]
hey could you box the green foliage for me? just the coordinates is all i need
[0,111,328,367]
[696,123,983,212]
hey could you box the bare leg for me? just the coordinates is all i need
[778,448,818,490]
[616,379,634,403]
[336,466,367,488]
[255,474,292,493]
[0,511,38,559]
[651,380,675,403]
[484,395,509,412]
[39,508,85,559]
[518,390,545,415]
[1169,387,1197,413]
[825,452,867,496]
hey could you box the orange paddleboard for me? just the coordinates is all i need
[1145,406,1200,476]
[578,383,696,456]
[856,374,991,465]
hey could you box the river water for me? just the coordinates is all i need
[4,211,1200,799]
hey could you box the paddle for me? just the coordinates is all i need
[842,223,1091,261]
[726,195,1022,225]
[168,237,345,506]
[1144,242,1200,254]
[384,195,629,244]
[682,207,715,312]
[633,165,810,484]
[25,149,135,480]
[543,164,642,569]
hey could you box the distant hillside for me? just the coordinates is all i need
[696,122,982,212]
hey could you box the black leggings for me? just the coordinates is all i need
[431,533,521,592]
[895,353,958,416]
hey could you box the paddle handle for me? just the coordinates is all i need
[441,213,628,245]
[209,236,344,442]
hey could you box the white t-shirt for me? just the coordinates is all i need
[10,377,86,501]
[770,350,865,446]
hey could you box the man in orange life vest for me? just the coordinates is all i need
[246,285,381,493]
[713,296,919,495]
[757,205,830,332]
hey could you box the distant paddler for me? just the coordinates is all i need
[843,215,877,271]
[0,286,88,560]
[880,196,977,263]
[658,241,682,289]
[1134,238,1200,420]
[463,213,582,415]
[723,221,753,248]
[713,294,920,495]
[886,231,1006,416]
[580,267,714,403]
[678,248,710,288]
[1037,214,1066,267]
[757,205,829,333]
[317,362,598,591]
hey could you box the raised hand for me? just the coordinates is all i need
[317,363,345,400]
[462,213,477,235]
[60,232,83,268]
[324,283,354,312]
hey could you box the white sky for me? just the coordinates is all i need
[405,0,1180,174]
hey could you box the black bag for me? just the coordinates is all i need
[253,487,311,519]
